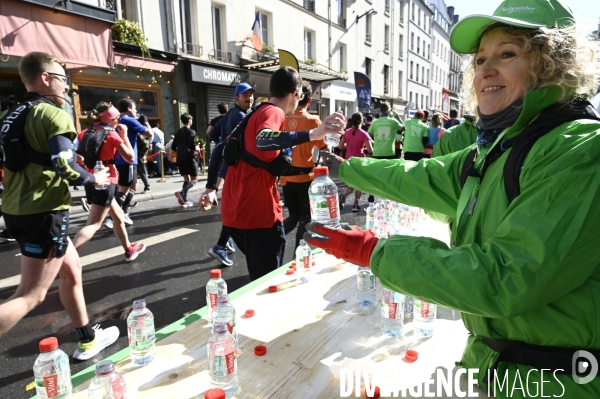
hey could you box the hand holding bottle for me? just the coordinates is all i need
[309,112,345,141]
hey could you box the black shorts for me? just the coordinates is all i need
[177,155,199,176]
[116,164,138,187]
[4,210,69,259]
[84,183,117,208]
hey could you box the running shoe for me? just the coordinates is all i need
[125,243,146,262]
[226,238,236,253]
[352,204,360,213]
[72,325,119,361]
[183,200,194,207]
[0,229,16,242]
[128,202,138,209]
[209,245,233,266]
[339,193,346,210]
[174,191,185,206]
[123,213,134,226]
[81,198,90,212]
[103,218,113,230]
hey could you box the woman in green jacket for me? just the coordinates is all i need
[306,0,600,397]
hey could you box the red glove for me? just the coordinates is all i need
[304,222,378,267]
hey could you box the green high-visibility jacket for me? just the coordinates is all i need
[432,119,478,157]
[339,86,600,398]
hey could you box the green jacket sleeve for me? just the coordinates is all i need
[339,150,468,217]
[370,127,600,318]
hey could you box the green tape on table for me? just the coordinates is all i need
[31,250,324,398]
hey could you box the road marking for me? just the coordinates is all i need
[0,228,198,290]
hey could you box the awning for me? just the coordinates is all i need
[0,0,113,69]
[242,58,347,83]
[115,52,176,73]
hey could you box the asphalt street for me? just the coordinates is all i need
[0,187,371,398]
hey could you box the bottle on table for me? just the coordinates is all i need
[87,360,126,399]
[94,161,106,190]
[127,299,156,366]
[208,321,239,398]
[212,294,237,348]
[295,239,313,284]
[206,269,228,324]
[414,300,437,337]
[308,166,340,228]
[357,266,376,306]
[381,288,406,337]
[33,337,72,399]
[365,203,376,232]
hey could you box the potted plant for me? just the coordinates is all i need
[340,68,347,73]
[305,58,316,65]
[111,19,151,59]
[262,45,274,54]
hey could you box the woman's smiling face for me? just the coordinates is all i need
[474,29,531,115]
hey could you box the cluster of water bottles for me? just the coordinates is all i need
[305,163,437,339]
[33,299,156,398]
[361,198,437,338]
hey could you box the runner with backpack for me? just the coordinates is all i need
[72,102,146,262]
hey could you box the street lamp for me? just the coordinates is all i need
[356,8,377,24]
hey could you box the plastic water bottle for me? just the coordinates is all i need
[127,299,156,366]
[325,133,341,147]
[414,300,437,336]
[309,166,340,227]
[33,337,72,399]
[365,203,375,232]
[208,322,239,397]
[207,269,228,324]
[212,294,237,347]
[87,360,126,399]
[295,239,313,284]
[357,266,376,306]
[381,288,405,337]
[94,161,106,190]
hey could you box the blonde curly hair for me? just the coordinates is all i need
[460,23,600,115]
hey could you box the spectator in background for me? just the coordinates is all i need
[362,113,374,131]
[421,110,430,125]
[281,81,328,249]
[338,112,373,212]
[172,114,199,207]
[444,108,460,129]
[424,114,445,158]
[402,110,429,162]
[151,122,165,178]
[164,135,175,175]
[206,102,228,137]
[113,99,153,228]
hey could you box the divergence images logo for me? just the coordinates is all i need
[572,350,598,385]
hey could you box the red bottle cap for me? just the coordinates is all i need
[366,386,381,398]
[244,309,255,318]
[268,285,278,292]
[254,345,267,356]
[210,269,221,278]
[312,261,316,266]
[404,349,418,362]
[286,269,295,275]
[205,388,226,399]
[313,166,329,176]
[291,261,296,267]
[39,337,58,353]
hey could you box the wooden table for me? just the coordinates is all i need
[56,219,492,398]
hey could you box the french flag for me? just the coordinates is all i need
[250,11,263,51]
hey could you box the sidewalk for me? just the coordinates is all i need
[68,172,209,216]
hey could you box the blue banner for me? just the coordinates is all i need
[354,72,371,112]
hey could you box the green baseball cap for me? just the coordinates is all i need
[449,0,575,54]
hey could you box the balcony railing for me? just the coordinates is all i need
[105,0,116,11]
[384,43,389,52]
[366,33,371,42]
[180,42,203,57]
[337,15,346,28]
[304,0,315,12]
[384,84,389,95]
[398,89,403,98]
[209,49,232,62]
[385,4,390,14]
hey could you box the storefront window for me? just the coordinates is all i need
[77,86,159,128]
